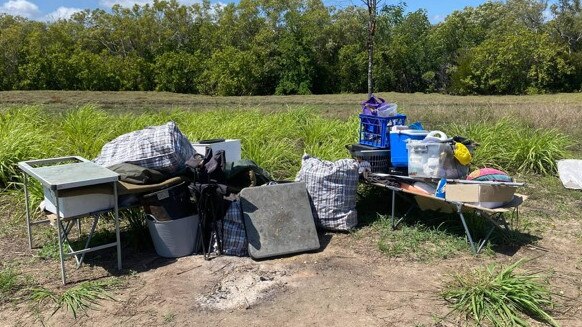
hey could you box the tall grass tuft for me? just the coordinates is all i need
[446,119,572,175]
[31,279,118,319]
[442,259,559,327]
[0,107,54,188]
[58,106,120,158]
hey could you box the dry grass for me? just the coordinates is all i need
[1,91,581,134]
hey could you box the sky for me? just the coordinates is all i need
[0,0,491,23]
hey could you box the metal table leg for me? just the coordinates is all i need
[456,203,500,254]
[24,173,33,249]
[76,215,99,268]
[114,182,122,270]
[390,190,416,229]
[456,203,477,254]
[391,189,396,229]
[477,226,495,253]
[55,189,67,285]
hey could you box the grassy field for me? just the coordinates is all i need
[0,91,581,325]
[1,90,582,138]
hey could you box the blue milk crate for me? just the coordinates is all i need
[358,114,407,148]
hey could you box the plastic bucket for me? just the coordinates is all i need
[142,182,195,221]
[146,214,200,258]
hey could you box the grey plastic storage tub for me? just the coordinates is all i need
[146,214,200,258]
[142,182,196,221]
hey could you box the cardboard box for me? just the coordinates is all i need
[445,184,516,203]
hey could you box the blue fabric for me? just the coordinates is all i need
[221,200,248,257]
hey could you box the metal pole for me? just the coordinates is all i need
[77,215,99,268]
[77,216,82,237]
[24,173,33,249]
[477,226,495,253]
[114,182,122,270]
[391,189,396,229]
[55,189,67,285]
[457,204,477,254]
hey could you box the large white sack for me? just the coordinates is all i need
[557,159,582,190]
[295,154,359,231]
[94,122,195,175]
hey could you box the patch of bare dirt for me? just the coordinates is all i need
[1,203,581,326]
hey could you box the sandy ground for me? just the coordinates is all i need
[1,218,581,327]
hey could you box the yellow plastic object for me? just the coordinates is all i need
[454,143,472,165]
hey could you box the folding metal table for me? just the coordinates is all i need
[369,179,525,254]
[18,156,121,285]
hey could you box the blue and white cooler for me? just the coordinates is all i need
[389,130,429,167]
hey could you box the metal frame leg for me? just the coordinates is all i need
[24,173,33,249]
[456,203,498,254]
[391,189,396,229]
[76,215,99,268]
[55,189,67,285]
[390,190,416,230]
[114,182,121,270]
[477,226,495,253]
[457,209,477,254]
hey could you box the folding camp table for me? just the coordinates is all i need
[18,156,121,285]
[369,178,526,254]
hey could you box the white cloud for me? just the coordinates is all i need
[99,0,200,8]
[43,7,82,21]
[0,0,40,18]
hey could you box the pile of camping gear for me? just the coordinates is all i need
[36,96,523,263]
[348,95,520,208]
[81,122,358,260]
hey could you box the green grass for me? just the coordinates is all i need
[0,106,358,200]
[0,107,53,188]
[0,104,571,194]
[37,241,62,260]
[447,119,573,175]
[375,216,470,262]
[163,312,176,324]
[442,259,559,327]
[31,278,119,319]
[0,268,19,302]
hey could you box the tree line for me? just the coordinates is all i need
[0,0,581,95]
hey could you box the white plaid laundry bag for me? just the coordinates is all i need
[295,154,359,231]
[94,122,195,175]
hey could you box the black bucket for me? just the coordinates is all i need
[142,182,196,221]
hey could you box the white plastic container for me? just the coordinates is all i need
[43,186,115,218]
[191,139,242,163]
[407,141,451,178]
[377,103,398,117]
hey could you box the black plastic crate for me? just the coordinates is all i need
[347,144,391,173]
